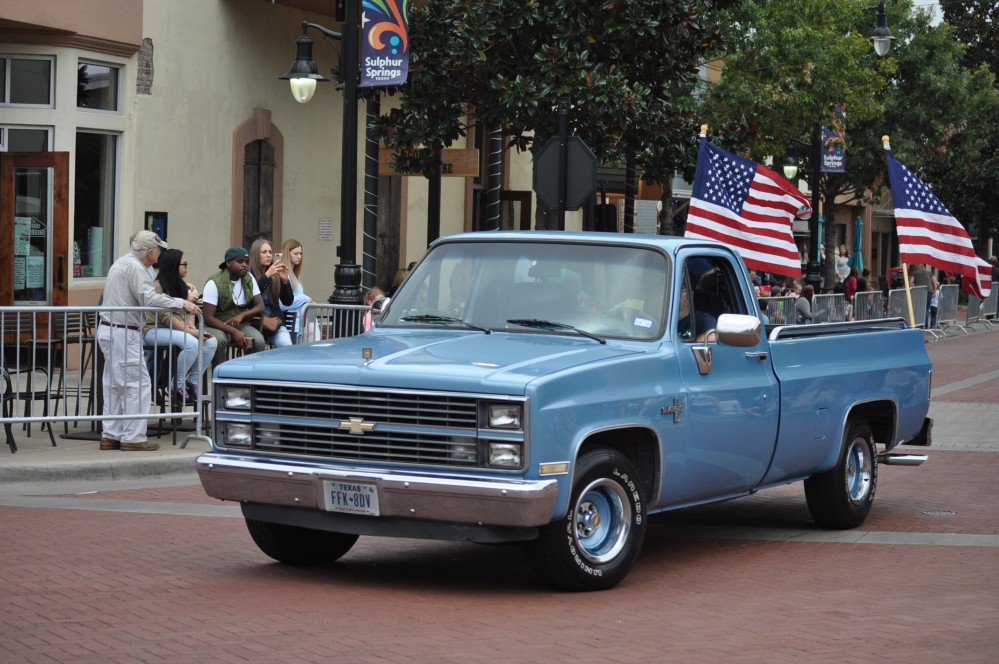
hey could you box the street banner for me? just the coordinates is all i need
[360,0,410,88]
[821,106,846,173]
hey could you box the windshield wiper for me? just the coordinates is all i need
[400,314,491,333]
[506,319,606,344]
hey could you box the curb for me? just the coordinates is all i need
[0,456,199,484]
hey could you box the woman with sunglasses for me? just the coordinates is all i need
[143,248,217,405]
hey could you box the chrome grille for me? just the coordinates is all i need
[253,385,478,428]
[254,422,477,467]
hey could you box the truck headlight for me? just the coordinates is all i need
[487,403,522,429]
[222,386,252,410]
[223,422,253,447]
[488,442,522,468]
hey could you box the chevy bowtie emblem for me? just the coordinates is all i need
[338,417,376,435]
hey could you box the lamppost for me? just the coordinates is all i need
[280,5,363,305]
[783,125,823,292]
[782,1,894,291]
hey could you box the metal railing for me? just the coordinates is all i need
[886,286,928,328]
[758,296,796,325]
[812,293,847,323]
[298,303,370,341]
[853,291,885,321]
[2,305,209,452]
[966,288,997,330]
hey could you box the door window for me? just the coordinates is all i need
[677,255,748,342]
[13,167,54,304]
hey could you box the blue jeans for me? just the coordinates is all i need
[268,326,293,348]
[143,327,216,388]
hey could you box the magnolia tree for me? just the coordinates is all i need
[370,0,737,230]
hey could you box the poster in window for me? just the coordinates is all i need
[15,217,31,256]
[26,256,45,289]
[14,257,26,290]
[145,211,168,242]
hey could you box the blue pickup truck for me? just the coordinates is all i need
[198,232,932,591]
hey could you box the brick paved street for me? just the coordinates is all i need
[1,330,997,663]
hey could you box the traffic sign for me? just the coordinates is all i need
[533,136,597,211]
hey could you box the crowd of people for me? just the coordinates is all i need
[752,243,967,328]
[98,233,371,452]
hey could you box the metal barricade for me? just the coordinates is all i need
[982,288,998,321]
[2,305,208,452]
[758,296,796,326]
[886,286,927,328]
[935,284,967,336]
[852,291,884,321]
[812,293,848,323]
[966,293,995,330]
[299,303,370,341]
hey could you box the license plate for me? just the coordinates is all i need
[323,480,380,516]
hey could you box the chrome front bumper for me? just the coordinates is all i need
[196,453,559,528]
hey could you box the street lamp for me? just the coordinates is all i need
[280,9,363,305]
[871,1,895,57]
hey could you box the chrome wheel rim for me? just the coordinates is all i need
[573,477,631,564]
[845,437,873,503]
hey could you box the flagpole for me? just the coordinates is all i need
[884,135,918,327]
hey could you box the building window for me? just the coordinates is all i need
[1,55,54,107]
[77,60,121,112]
[0,125,53,152]
[74,132,118,278]
[242,139,275,247]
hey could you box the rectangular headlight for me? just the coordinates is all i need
[223,422,253,447]
[488,442,522,468]
[222,386,252,410]
[487,403,522,429]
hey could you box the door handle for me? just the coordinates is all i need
[745,351,768,361]
[58,257,65,289]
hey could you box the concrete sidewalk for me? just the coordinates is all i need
[2,326,997,483]
[0,424,208,483]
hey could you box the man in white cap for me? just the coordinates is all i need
[97,230,199,451]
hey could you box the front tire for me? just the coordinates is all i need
[805,417,878,528]
[527,448,647,591]
[245,518,358,565]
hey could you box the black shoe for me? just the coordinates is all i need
[173,387,194,407]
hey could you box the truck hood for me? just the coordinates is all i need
[214,330,643,394]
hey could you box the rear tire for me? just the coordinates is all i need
[805,417,878,528]
[245,518,358,565]
[527,448,647,591]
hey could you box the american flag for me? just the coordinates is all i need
[685,139,810,277]
[885,151,992,299]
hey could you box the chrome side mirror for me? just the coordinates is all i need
[715,313,762,347]
[371,297,390,327]
[691,314,762,376]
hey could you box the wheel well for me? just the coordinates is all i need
[848,400,895,446]
[578,428,659,500]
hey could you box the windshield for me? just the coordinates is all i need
[381,240,669,340]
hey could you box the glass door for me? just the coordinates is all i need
[0,152,69,306]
